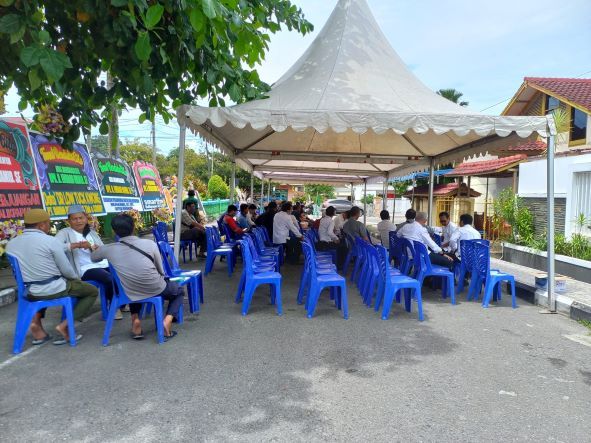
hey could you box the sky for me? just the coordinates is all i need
[5,0,591,155]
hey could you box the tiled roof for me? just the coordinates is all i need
[525,77,591,113]
[499,140,546,152]
[403,182,481,198]
[446,154,527,177]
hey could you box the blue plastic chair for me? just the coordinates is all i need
[433,233,442,247]
[301,242,348,319]
[297,238,337,305]
[471,242,517,308]
[412,241,455,304]
[397,237,416,276]
[205,226,235,276]
[237,239,283,316]
[374,246,423,320]
[158,241,204,311]
[102,264,166,345]
[85,280,109,320]
[456,239,480,293]
[389,231,399,263]
[7,254,77,354]
[235,236,277,303]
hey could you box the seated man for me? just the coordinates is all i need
[397,210,453,270]
[377,209,396,247]
[255,201,278,239]
[223,204,246,238]
[439,211,458,252]
[342,206,369,242]
[318,206,347,269]
[273,202,303,264]
[6,209,98,346]
[236,203,251,230]
[246,204,258,227]
[181,201,206,258]
[449,213,482,260]
[91,214,184,341]
[333,210,349,236]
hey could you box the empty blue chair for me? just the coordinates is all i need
[412,241,455,304]
[301,242,348,319]
[158,241,204,311]
[297,238,337,305]
[237,239,283,316]
[7,254,77,354]
[103,264,166,345]
[374,246,423,321]
[471,242,517,308]
[205,226,235,276]
[388,231,399,263]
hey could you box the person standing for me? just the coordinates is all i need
[55,205,121,320]
[91,214,184,341]
[181,201,206,258]
[376,209,396,247]
[6,209,98,346]
[182,189,199,208]
[272,202,303,264]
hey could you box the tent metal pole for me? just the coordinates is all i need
[230,161,236,202]
[382,180,387,210]
[250,174,254,203]
[427,157,435,224]
[547,134,556,312]
[267,179,271,203]
[350,182,354,203]
[261,178,265,205]
[173,122,187,259]
[363,179,367,225]
[391,180,396,223]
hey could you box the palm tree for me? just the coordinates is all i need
[436,88,469,107]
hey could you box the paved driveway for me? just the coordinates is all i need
[0,259,590,442]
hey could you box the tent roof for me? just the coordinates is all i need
[178,0,551,180]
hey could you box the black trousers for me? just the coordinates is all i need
[81,267,114,301]
[181,228,206,250]
[128,280,184,318]
[429,252,454,271]
[316,241,347,270]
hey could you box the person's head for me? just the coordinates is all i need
[281,202,293,213]
[439,211,450,227]
[111,214,134,238]
[415,211,428,226]
[23,209,51,234]
[380,210,390,221]
[267,201,278,213]
[349,206,361,219]
[239,203,248,215]
[405,208,416,221]
[325,206,336,217]
[342,210,350,219]
[248,204,257,214]
[459,213,473,227]
[294,202,301,210]
[66,204,89,234]
[188,190,195,197]
[185,201,196,213]
[227,204,238,217]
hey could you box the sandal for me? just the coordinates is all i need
[164,330,178,342]
[131,330,145,340]
[53,334,83,346]
[31,335,52,346]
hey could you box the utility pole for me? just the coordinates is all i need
[107,73,119,158]
[151,120,157,165]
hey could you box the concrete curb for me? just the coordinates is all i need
[0,288,16,307]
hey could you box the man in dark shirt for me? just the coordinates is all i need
[182,189,199,208]
[255,201,278,239]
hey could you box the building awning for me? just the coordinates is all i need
[445,154,527,177]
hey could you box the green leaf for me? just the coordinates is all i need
[138,113,147,124]
[0,14,21,34]
[228,83,241,102]
[9,25,25,44]
[38,30,51,44]
[145,4,164,30]
[39,49,73,82]
[0,0,15,6]
[99,120,109,135]
[134,32,151,61]
[189,8,205,32]
[28,69,41,91]
[110,0,128,6]
[202,0,217,19]
[20,46,44,67]
[18,99,27,111]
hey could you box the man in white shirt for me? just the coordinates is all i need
[397,210,453,269]
[449,213,482,259]
[273,202,303,264]
[377,209,396,247]
[333,210,349,235]
[317,206,347,269]
[439,211,458,252]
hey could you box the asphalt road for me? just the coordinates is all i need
[0,258,590,442]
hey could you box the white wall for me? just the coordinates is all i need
[470,177,512,213]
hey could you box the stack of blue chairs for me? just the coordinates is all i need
[301,240,348,319]
[469,241,517,308]
[236,239,283,316]
[204,226,235,276]
[298,235,337,305]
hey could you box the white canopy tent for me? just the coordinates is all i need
[174,0,558,310]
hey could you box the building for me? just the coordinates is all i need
[503,77,591,237]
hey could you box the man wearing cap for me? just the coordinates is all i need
[6,209,98,346]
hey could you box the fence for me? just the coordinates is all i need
[201,199,230,220]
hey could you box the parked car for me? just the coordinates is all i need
[323,199,355,214]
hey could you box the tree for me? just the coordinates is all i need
[90,135,109,155]
[118,139,157,164]
[0,1,313,146]
[304,184,335,201]
[436,88,469,107]
[207,174,229,199]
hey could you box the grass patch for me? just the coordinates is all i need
[578,319,591,335]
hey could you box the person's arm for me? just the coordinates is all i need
[51,238,78,279]
[449,229,461,252]
[151,243,166,276]
[227,217,244,235]
[90,244,107,262]
[287,216,302,238]
[327,219,339,242]
[422,229,442,253]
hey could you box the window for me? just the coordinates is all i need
[545,95,560,114]
[572,172,591,236]
[570,107,588,143]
